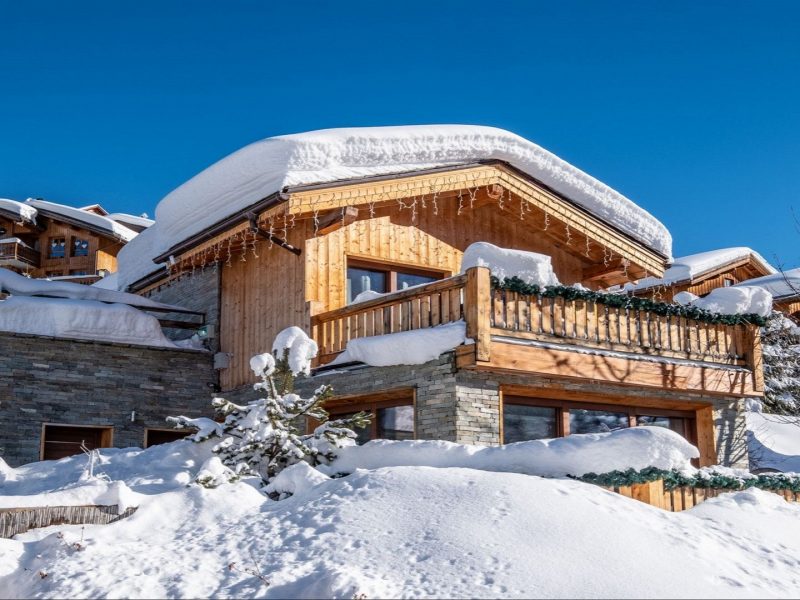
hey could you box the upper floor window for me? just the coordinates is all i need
[48,237,66,259]
[72,238,89,257]
[346,258,445,304]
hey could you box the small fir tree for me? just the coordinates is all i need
[761,312,800,415]
[170,329,370,486]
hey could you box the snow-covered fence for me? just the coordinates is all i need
[610,480,800,512]
[312,274,468,365]
[0,505,137,539]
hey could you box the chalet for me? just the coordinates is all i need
[734,268,800,322]
[621,247,776,302]
[117,125,762,468]
[0,198,145,284]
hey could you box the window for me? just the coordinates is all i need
[69,270,89,276]
[502,396,697,446]
[72,238,89,257]
[324,392,414,444]
[145,428,193,448]
[346,259,445,304]
[48,237,66,259]
[41,424,113,461]
[723,277,734,287]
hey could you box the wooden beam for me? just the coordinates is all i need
[583,260,625,282]
[247,213,302,256]
[317,206,359,235]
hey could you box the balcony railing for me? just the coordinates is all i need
[310,267,762,392]
[0,241,40,269]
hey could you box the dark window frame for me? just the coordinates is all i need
[322,390,415,442]
[48,237,67,259]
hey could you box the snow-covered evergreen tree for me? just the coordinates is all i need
[170,327,370,487]
[761,312,800,415]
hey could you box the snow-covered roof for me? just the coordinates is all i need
[734,268,800,301]
[106,212,154,229]
[623,247,775,292]
[0,198,37,225]
[25,199,138,242]
[117,125,673,289]
[0,267,192,313]
[0,296,177,348]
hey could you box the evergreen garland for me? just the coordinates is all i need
[492,276,768,327]
[575,467,800,492]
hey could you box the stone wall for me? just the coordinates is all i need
[226,352,749,468]
[142,268,221,353]
[0,332,215,467]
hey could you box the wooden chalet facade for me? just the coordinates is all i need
[0,199,138,284]
[129,127,762,468]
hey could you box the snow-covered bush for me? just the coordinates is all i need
[170,327,370,489]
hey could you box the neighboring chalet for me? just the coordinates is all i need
[621,247,776,302]
[734,268,800,322]
[118,125,763,467]
[0,198,147,284]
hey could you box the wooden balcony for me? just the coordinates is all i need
[0,241,40,270]
[311,267,763,396]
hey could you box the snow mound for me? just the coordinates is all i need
[326,426,698,477]
[746,412,800,473]
[461,241,559,286]
[693,285,773,317]
[735,267,800,301]
[0,296,178,347]
[0,267,184,312]
[330,320,467,367]
[351,289,384,303]
[0,198,37,224]
[5,466,800,598]
[264,462,329,498]
[673,290,699,306]
[117,125,672,289]
[625,247,775,292]
[272,326,318,375]
[25,199,137,242]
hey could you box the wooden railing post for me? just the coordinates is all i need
[465,266,491,362]
[743,324,765,392]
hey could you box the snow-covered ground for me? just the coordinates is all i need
[3,431,800,598]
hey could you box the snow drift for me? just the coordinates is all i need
[735,267,800,301]
[747,412,800,473]
[692,285,773,317]
[116,125,672,289]
[326,426,698,477]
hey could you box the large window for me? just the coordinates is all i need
[145,428,193,448]
[502,396,694,445]
[41,424,113,461]
[346,259,445,304]
[324,392,414,444]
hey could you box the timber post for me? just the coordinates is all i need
[465,266,491,362]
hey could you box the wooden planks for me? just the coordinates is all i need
[616,481,800,513]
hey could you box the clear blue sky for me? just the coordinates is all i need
[2,1,798,266]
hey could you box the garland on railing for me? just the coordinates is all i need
[491,276,768,327]
[575,467,800,492]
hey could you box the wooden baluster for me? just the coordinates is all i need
[420,294,431,329]
[493,289,505,328]
[449,288,462,322]
[554,296,565,337]
[430,292,441,326]
[608,307,619,344]
[542,296,553,335]
[518,292,528,333]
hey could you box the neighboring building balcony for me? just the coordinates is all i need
[0,239,40,270]
[311,267,763,397]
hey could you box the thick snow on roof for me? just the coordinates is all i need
[0,296,177,347]
[106,212,155,229]
[0,267,184,312]
[117,125,673,289]
[0,198,37,224]
[734,268,800,300]
[624,247,775,292]
[25,199,138,242]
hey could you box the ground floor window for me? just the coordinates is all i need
[502,396,695,445]
[41,424,113,461]
[144,428,193,448]
[323,391,415,444]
